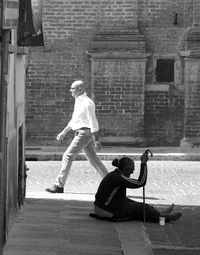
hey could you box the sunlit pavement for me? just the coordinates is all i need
[26,160,200,206]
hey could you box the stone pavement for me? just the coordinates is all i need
[146,205,200,255]
[3,198,151,255]
[3,146,200,254]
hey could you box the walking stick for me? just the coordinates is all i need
[142,149,153,224]
[143,184,146,223]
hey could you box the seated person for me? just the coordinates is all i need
[93,151,182,223]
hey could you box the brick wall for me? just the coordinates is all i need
[26,0,100,145]
[144,90,184,146]
[26,0,200,146]
[94,59,145,138]
[26,0,139,146]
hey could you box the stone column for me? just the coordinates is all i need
[179,50,200,147]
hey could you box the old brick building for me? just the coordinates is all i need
[26,0,200,147]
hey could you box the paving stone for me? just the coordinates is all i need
[4,158,200,255]
[3,199,123,255]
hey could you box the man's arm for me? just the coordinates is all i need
[86,103,99,132]
[92,131,102,151]
[86,102,103,151]
[57,125,72,140]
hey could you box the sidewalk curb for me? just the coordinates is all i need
[115,221,153,255]
[26,153,200,161]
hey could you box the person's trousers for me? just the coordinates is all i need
[120,198,160,222]
[55,129,108,187]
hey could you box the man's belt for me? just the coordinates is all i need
[75,127,90,131]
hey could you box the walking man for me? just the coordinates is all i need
[46,80,109,193]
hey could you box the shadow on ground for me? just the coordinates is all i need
[146,204,200,255]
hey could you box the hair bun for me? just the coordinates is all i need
[112,158,119,167]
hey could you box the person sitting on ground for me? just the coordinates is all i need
[93,151,182,222]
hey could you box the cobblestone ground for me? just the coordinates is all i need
[25,160,200,254]
[26,160,200,206]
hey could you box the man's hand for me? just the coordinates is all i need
[56,126,71,141]
[95,141,103,152]
[140,149,153,164]
[56,131,66,141]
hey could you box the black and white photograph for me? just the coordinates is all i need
[1,0,200,254]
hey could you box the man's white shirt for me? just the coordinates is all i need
[68,92,99,133]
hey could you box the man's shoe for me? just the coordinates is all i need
[46,185,64,193]
[165,212,182,222]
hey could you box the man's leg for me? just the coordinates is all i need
[83,141,109,178]
[54,147,76,188]
[55,131,93,187]
[46,130,93,192]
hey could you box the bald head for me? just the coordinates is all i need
[70,80,85,98]
[72,80,85,89]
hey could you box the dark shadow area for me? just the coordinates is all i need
[26,158,38,161]
[4,197,200,255]
[4,197,122,254]
[18,0,44,46]
[146,204,200,254]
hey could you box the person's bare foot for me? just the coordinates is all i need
[165,212,182,222]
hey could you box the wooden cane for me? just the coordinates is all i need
[142,149,153,224]
[143,185,146,223]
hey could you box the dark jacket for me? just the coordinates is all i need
[94,163,147,213]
